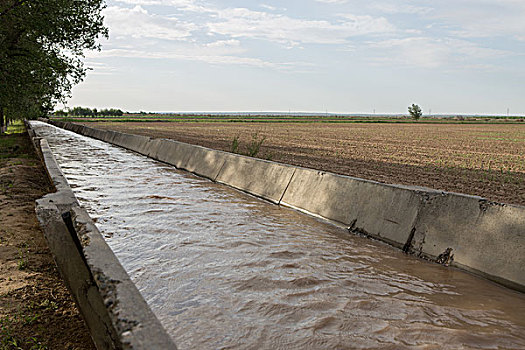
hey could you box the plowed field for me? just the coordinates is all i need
[84,122,525,206]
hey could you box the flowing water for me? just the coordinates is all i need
[31,121,525,349]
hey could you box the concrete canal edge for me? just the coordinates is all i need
[40,119,525,294]
[26,121,177,349]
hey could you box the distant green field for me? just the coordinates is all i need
[50,114,525,124]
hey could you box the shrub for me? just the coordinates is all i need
[230,134,240,153]
[246,133,266,157]
[408,104,423,121]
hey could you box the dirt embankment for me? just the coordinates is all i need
[0,132,94,349]
[84,122,525,206]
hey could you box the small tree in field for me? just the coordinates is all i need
[408,104,423,121]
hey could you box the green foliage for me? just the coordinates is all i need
[408,104,423,120]
[69,107,95,117]
[99,108,124,117]
[230,134,240,153]
[53,109,68,117]
[17,248,27,270]
[5,120,24,134]
[246,133,266,157]
[1,315,47,350]
[228,133,266,157]
[61,106,124,117]
[0,0,108,124]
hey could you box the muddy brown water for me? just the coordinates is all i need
[31,121,525,349]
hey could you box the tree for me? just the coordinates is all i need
[70,106,96,116]
[53,109,68,117]
[65,106,124,117]
[0,0,108,132]
[408,104,423,121]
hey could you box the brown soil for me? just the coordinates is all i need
[86,122,525,206]
[0,132,95,349]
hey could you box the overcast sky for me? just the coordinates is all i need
[65,0,525,115]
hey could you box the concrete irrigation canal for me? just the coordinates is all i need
[29,121,525,349]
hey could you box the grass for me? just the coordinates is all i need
[0,294,61,350]
[0,123,33,161]
[229,133,267,158]
[0,137,18,151]
[230,134,240,153]
[246,133,266,157]
[5,121,25,135]
[1,313,46,350]
[17,248,27,271]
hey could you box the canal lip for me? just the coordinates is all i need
[27,121,178,350]
[39,119,525,294]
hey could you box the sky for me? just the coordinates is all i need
[64,0,525,115]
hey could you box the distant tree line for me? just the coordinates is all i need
[54,107,124,117]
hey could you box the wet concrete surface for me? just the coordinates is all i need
[32,121,525,349]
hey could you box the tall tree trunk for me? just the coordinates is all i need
[0,106,4,134]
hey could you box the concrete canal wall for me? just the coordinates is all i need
[27,121,177,349]
[43,120,525,293]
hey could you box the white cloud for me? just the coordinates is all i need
[104,6,197,40]
[68,0,525,114]
[86,48,287,68]
[431,0,525,41]
[83,61,121,75]
[205,39,241,48]
[114,0,198,8]
[370,37,509,69]
[259,4,276,11]
[315,0,348,4]
[207,8,395,45]
[370,3,433,15]
[103,3,396,50]
[99,0,525,72]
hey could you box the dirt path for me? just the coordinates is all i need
[0,132,94,349]
[85,122,525,206]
